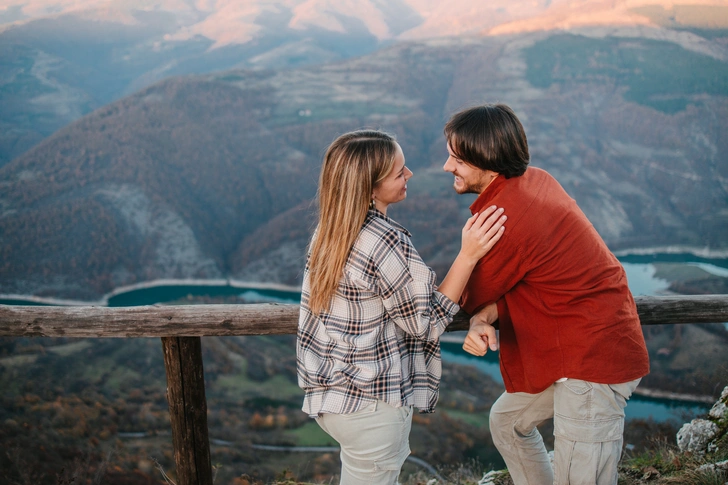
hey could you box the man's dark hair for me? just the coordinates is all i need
[444,104,529,178]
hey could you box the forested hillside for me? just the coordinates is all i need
[1,29,726,300]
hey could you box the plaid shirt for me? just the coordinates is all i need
[297,208,459,417]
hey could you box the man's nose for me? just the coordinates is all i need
[443,157,453,172]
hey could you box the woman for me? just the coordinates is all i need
[296,130,506,484]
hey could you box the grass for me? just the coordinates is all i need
[617,430,728,484]
[267,101,409,127]
[440,409,490,429]
[216,372,302,401]
[285,421,337,447]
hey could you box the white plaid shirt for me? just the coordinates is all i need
[297,208,459,417]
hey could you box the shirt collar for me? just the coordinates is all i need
[368,208,412,237]
[470,173,507,215]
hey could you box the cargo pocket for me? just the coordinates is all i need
[555,379,594,421]
[555,379,624,442]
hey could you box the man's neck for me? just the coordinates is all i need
[478,171,500,195]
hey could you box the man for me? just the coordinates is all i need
[443,104,649,485]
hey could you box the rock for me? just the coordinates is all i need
[697,459,728,473]
[708,385,728,421]
[676,418,719,454]
[479,469,510,485]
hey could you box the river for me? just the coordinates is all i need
[2,253,726,421]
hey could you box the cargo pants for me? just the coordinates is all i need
[489,378,641,485]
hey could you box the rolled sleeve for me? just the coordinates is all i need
[376,236,459,341]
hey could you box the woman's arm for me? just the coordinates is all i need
[377,206,506,341]
[436,206,506,303]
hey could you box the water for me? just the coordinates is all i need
[620,256,728,296]
[439,342,710,422]
[106,284,301,307]
[1,253,723,420]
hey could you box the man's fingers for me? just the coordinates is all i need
[464,334,479,351]
[482,325,499,351]
[464,331,488,356]
[463,341,485,356]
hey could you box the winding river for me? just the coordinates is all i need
[3,253,726,421]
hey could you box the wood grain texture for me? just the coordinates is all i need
[162,337,213,485]
[1,295,727,337]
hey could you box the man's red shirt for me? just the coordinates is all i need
[462,167,649,393]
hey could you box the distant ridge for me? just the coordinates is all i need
[1,1,727,164]
[0,28,726,300]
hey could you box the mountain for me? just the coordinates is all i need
[1,27,726,300]
[1,0,727,164]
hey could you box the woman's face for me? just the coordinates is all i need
[372,143,412,214]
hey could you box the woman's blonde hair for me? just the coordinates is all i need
[307,130,398,314]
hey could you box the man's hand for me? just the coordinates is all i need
[462,303,499,356]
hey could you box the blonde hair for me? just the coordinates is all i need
[307,130,398,314]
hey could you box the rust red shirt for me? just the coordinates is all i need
[462,167,649,394]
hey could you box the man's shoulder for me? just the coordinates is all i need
[491,166,550,200]
[511,166,554,184]
[501,166,565,198]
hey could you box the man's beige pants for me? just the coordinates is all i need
[489,378,640,485]
[316,400,413,485]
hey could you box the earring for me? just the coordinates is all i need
[370,198,376,210]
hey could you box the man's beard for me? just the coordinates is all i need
[453,179,484,195]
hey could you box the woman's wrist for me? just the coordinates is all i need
[455,250,480,269]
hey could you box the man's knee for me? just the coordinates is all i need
[488,396,513,444]
[489,395,540,447]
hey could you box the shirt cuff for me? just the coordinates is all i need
[433,290,460,317]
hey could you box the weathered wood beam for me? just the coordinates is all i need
[447,294,728,331]
[162,337,213,485]
[0,295,727,338]
[0,303,297,337]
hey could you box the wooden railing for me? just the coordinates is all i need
[2,294,728,485]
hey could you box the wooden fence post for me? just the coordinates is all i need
[161,336,214,485]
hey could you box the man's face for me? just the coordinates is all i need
[443,142,496,194]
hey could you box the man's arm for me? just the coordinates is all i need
[460,235,526,314]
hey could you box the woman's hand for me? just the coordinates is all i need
[435,207,505,305]
[460,206,506,264]
[463,303,499,356]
